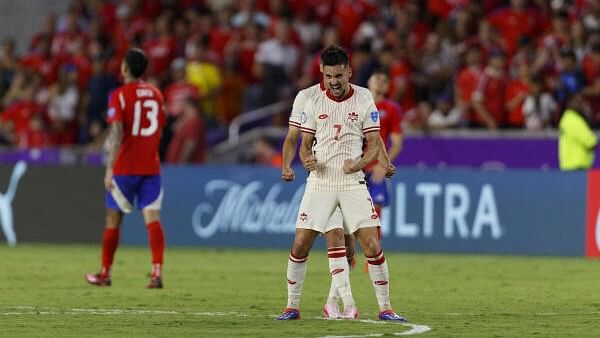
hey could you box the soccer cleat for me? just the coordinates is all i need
[147,276,163,289]
[323,303,341,319]
[84,273,111,286]
[378,309,408,322]
[341,305,359,319]
[276,308,300,320]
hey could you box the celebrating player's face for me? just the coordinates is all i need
[323,65,352,98]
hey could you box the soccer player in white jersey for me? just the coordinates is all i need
[277,46,406,322]
[282,79,396,319]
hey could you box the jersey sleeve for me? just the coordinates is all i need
[362,92,380,135]
[300,98,316,135]
[106,88,123,124]
[289,90,306,128]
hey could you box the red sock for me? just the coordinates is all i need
[101,228,120,276]
[147,221,165,270]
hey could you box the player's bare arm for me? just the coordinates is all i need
[104,122,123,191]
[282,126,300,181]
[299,131,317,171]
[344,132,381,174]
[375,137,396,180]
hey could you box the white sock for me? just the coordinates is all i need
[326,278,339,306]
[328,246,355,308]
[366,251,391,311]
[286,253,308,309]
[328,252,355,306]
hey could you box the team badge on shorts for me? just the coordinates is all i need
[347,112,359,123]
[371,111,379,122]
[299,212,308,222]
[301,112,307,123]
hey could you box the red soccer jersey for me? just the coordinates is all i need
[376,98,403,147]
[164,82,200,118]
[143,36,176,77]
[456,66,482,104]
[107,81,165,175]
[365,98,402,171]
[388,60,415,112]
[488,7,540,56]
[472,71,506,126]
[505,79,530,127]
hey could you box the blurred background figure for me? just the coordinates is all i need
[522,77,558,131]
[252,136,282,168]
[427,92,463,130]
[166,96,206,164]
[252,19,299,107]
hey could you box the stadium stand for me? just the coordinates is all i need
[0,0,597,166]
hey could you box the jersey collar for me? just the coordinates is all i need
[326,84,354,102]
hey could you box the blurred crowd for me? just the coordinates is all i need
[0,0,599,164]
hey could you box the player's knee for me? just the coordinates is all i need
[105,209,122,228]
[290,242,310,258]
[360,233,381,257]
[291,236,312,258]
[324,228,345,248]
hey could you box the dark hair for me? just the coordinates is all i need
[320,45,349,67]
[370,67,389,78]
[124,48,148,78]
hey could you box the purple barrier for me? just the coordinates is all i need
[0,135,595,169]
[395,136,562,169]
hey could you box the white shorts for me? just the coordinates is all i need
[296,188,380,234]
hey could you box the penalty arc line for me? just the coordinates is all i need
[314,318,431,337]
[3,306,431,336]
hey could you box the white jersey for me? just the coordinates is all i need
[289,82,325,128]
[300,84,380,191]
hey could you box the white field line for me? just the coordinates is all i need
[444,312,600,317]
[3,306,432,336]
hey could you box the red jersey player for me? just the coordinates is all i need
[85,48,166,289]
[366,69,403,219]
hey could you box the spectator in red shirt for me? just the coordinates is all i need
[505,61,532,128]
[164,58,200,119]
[487,0,540,56]
[454,46,483,122]
[161,57,200,158]
[67,36,92,90]
[20,36,58,86]
[19,114,51,149]
[471,50,507,129]
[143,14,177,81]
[51,9,88,62]
[166,96,206,164]
[0,82,40,146]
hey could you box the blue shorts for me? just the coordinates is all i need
[106,175,163,213]
[365,171,389,207]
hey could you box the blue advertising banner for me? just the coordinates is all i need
[120,166,587,256]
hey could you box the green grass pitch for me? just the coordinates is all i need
[2,244,600,337]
